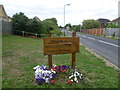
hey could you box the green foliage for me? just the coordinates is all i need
[69,25,81,32]
[42,18,61,35]
[107,23,118,28]
[12,12,61,36]
[12,12,29,31]
[65,23,72,29]
[26,19,42,34]
[82,19,100,29]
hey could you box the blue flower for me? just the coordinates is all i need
[53,75,56,78]
[37,82,42,85]
[36,78,40,81]
[40,79,45,81]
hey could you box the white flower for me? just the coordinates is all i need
[35,68,42,74]
[79,76,82,79]
[33,65,40,70]
[77,73,80,76]
[51,69,56,74]
[53,64,56,67]
[71,79,73,82]
[74,77,77,81]
[76,80,79,83]
[69,75,73,79]
[74,74,76,77]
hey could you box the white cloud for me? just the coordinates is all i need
[0,0,119,26]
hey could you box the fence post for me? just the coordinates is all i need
[35,34,37,37]
[22,31,24,36]
[47,33,52,69]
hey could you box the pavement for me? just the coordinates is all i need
[67,31,119,68]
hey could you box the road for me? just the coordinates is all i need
[67,31,119,67]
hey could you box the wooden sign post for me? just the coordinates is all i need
[44,32,79,69]
[47,34,52,69]
[72,32,76,68]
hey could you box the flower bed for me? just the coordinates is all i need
[33,64,83,85]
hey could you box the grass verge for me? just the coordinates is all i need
[2,35,119,88]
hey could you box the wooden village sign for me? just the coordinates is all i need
[44,32,79,69]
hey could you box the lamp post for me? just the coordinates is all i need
[64,4,70,37]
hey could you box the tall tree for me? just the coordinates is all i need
[12,12,29,31]
[26,19,42,33]
[82,19,100,29]
[42,18,61,35]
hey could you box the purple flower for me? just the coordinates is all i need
[35,74,39,78]
[49,74,53,78]
[36,78,40,81]
[37,82,42,85]
[62,65,66,68]
[38,73,42,77]
[80,79,84,81]
[53,75,56,78]
[45,78,50,83]
[40,79,45,81]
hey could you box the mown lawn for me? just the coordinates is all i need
[2,35,119,88]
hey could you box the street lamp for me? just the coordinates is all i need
[64,4,70,37]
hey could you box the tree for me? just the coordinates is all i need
[26,19,42,34]
[65,23,72,29]
[107,23,118,28]
[12,12,29,31]
[42,18,62,35]
[82,19,100,29]
[51,18,58,26]
[12,12,61,36]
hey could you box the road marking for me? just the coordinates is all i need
[82,35,87,37]
[88,37,95,40]
[98,40,119,47]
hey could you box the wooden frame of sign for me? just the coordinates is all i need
[44,32,79,69]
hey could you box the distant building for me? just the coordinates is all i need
[112,17,120,26]
[0,5,11,22]
[33,16,41,21]
[97,18,111,28]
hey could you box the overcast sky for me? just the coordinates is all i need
[0,0,119,26]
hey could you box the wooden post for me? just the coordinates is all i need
[22,31,24,37]
[47,33,52,69]
[72,32,76,68]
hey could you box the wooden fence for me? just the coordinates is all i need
[79,28,104,36]
[79,28,120,38]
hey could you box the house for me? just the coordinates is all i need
[0,5,11,22]
[112,17,120,26]
[97,18,111,28]
[0,5,12,35]
[33,16,41,21]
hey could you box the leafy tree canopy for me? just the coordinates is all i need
[12,12,29,31]
[82,19,100,29]
[12,12,61,36]
[65,23,72,28]
[106,23,119,28]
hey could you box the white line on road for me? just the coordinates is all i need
[98,40,119,47]
[82,35,87,37]
[87,37,95,40]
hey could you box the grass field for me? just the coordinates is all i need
[2,35,119,88]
